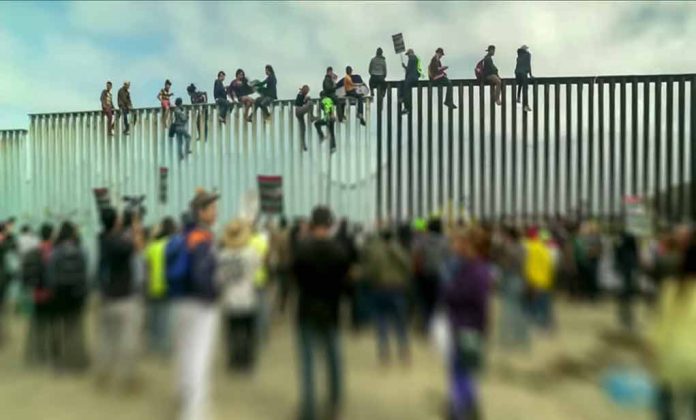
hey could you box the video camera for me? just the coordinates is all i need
[123,195,147,226]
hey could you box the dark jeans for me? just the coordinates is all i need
[255,96,274,118]
[657,386,696,420]
[416,273,439,332]
[618,270,636,330]
[400,77,418,111]
[297,322,342,420]
[25,304,53,366]
[369,75,387,108]
[432,77,454,104]
[372,289,409,361]
[225,313,256,371]
[52,308,89,372]
[175,128,191,160]
[450,353,481,420]
[339,91,364,118]
[516,72,529,106]
[122,109,130,133]
[146,300,170,355]
[527,290,554,330]
[314,119,336,150]
[216,98,231,120]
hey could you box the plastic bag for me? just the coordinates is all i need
[430,309,452,363]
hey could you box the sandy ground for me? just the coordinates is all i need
[0,297,652,420]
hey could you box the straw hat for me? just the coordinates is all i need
[222,219,252,249]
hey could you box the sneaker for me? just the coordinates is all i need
[524,105,533,112]
[445,101,457,109]
[246,116,253,123]
[330,145,337,154]
[401,108,410,115]
[359,117,366,126]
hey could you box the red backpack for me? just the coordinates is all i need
[474,59,485,80]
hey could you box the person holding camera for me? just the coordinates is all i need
[95,206,145,392]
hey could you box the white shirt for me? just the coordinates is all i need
[216,245,262,313]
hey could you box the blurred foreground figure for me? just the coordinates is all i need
[413,217,449,333]
[292,206,350,420]
[47,221,89,372]
[217,219,262,372]
[442,227,492,420]
[96,208,144,390]
[524,227,556,331]
[23,223,54,365]
[494,226,529,349]
[364,227,411,364]
[650,235,696,420]
[172,189,220,420]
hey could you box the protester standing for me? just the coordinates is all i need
[442,227,492,420]
[173,189,220,420]
[524,227,556,331]
[118,81,134,135]
[96,207,144,390]
[47,221,89,372]
[495,226,530,349]
[364,227,412,365]
[369,47,387,108]
[515,45,533,112]
[101,81,115,136]
[144,217,176,356]
[614,228,639,330]
[217,219,262,372]
[429,47,456,109]
[292,206,350,420]
[413,217,449,332]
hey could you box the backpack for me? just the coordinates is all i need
[165,233,190,297]
[50,245,88,305]
[21,248,44,289]
[474,59,485,80]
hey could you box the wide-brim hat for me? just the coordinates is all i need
[190,188,220,212]
[223,219,252,249]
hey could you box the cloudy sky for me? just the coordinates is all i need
[1,1,695,130]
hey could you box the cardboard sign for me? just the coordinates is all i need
[257,175,283,215]
[392,33,405,54]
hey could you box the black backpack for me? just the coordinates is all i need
[21,248,44,289]
[50,244,88,304]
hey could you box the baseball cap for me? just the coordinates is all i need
[190,188,219,212]
[486,45,496,52]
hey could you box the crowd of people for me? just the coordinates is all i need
[1,193,694,419]
[97,44,535,155]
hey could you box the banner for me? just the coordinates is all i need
[392,33,405,54]
[257,175,283,215]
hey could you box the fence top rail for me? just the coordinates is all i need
[0,129,28,135]
[384,72,696,88]
[21,72,695,119]
[28,96,372,119]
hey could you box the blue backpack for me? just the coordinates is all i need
[165,233,190,297]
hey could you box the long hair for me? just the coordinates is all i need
[265,65,275,76]
[55,221,78,246]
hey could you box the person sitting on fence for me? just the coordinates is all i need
[369,47,387,108]
[251,65,277,123]
[295,85,316,152]
[314,95,337,154]
[100,81,115,136]
[172,98,191,161]
[482,45,502,106]
[186,83,208,141]
[321,67,340,121]
[118,81,134,136]
[228,69,255,123]
[336,66,367,126]
[399,49,422,115]
[214,71,231,124]
[157,79,174,129]
[515,45,533,112]
[429,47,456,109]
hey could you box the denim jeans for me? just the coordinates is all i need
[369,75,387,108]
[215,98,231,120]
[431,77,454,104]
[527,291,554,330]
[450,353,481,420]
[297,322,342,420]
[146,300,171,355]
[176,129,191,160]
[122,109,130,133]
[225,312,256,370]
[255,96,274,118]
[515,72,529,107]
[342,91,364,117]
[400,76,419,111]
[372,289,409,361]
[314,119,336,150]
[295,102,314,149]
